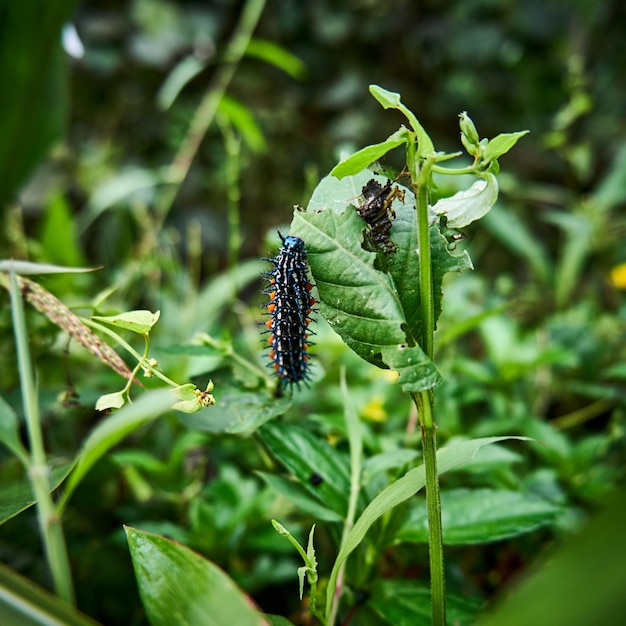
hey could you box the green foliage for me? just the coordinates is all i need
[1,2,625,625]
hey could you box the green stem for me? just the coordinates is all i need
[412,154,446,625]
[9,270,75,606]
[154,0,266,227]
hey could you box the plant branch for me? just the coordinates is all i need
[155,0,267,226]
[9,269,75,606]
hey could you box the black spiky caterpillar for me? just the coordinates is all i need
[263,233,316,392]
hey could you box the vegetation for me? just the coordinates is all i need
[1,1,625,625]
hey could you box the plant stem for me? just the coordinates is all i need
[9,270,75,606]
[412,153,446,625]
[154,0,266,227]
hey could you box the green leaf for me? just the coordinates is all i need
[179,391,288,434]
[257,472,343,522]
[397,488,561,545]
[431,174,499,228]
[0,260,98,275]
[58,389,173,513]
[264,616,295,626]
[481,130,529,163]
[0,463,74,525]
[0,395,28,464]
[39,193,86,268]
[369,578,483,626]
[0,561,100,626]
[125,526,265,626]
[0,0,78,208]
[293,171,472,392]
[324,436,531,618]
[95,391,126,412]
[246,38,306,79]
[369,85,402,109]
[368,85,435,157]
[92,310,160,334]
[330,128,409,179]
[259,422,351,516]
[218,94,267,153]
[157,54,207,110]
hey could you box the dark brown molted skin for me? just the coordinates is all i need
[357,179,404,254]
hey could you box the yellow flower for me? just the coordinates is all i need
[610,263,626,289]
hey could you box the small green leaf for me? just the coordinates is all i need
[125,526,265,626]
[431,174,499,228]
[324,436,531,618]
[397,488,562,545]
[482,130,529,163]
[369,85,402,109]
[218,94,267,153]
[246,38,306,79]
[259,422,351,516]
[157,54,206,110]
[0,561,100,626]
[368,85,435,157]
[95,390,126,411]
[330,127,409,179]
[92,310,160,334]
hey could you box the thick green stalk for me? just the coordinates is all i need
[412,154,446,625]
[9,271,75,606]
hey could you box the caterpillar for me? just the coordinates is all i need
[263,233,315,392]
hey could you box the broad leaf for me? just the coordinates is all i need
[259,422,351,517]
[396,488,562,545]
[292,171,471,392]
[431,174,499,228]
[369,578,483,626]
[125,527,266,626]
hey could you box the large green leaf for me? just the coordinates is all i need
[125,527,266,626]
[369,578,482,626]
[0,561,100,626]
[0,1,78,209]
[258,422,351,517]
[396,488,562,545]
[324,436,531,618]
[292,171,471,392]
